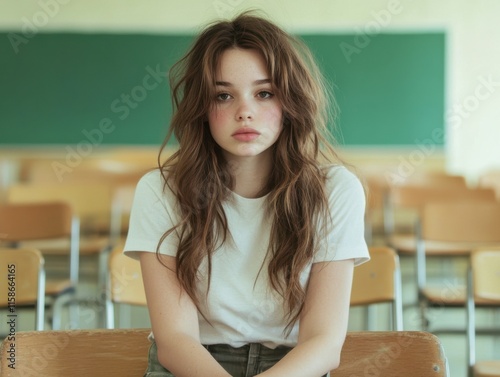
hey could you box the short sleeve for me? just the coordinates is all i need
[123,170,180,260]
[313,166,370,266]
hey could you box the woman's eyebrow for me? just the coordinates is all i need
[215,78,271,87]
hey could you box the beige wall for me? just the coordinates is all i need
[2,0,499,181]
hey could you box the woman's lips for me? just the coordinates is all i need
[232,128,260,141]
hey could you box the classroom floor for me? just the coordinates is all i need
[3,251,499,377]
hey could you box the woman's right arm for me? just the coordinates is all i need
[139,252,231,377]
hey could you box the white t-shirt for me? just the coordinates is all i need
[124,165,369,348]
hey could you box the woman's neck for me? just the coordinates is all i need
[225,152,272,199]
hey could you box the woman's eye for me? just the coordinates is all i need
[258,91,273,99]
[216,93,231,101]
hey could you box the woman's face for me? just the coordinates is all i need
[207,48,283,162]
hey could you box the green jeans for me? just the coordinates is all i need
[145,340,329,377]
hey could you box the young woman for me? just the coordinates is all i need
[124,11,369,377]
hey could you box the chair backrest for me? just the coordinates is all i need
[25,158,147,185]
[350,246,403,330]
[384,185,495,236]
[416,202,500,292]
[0,201,80,286]
[0,201,73,240]
[0,328,150,377]
[106,244,147,328]
[337,331,449,376]
[7,182,112,234]
[108,244,146,306]
[466,249,500,374]
[471,249,500,301]
[0,247,46,330]
[421,202,500,243]
[389,185,495,210]
[0,329,448,377]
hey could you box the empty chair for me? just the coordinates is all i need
[7,182,112,239]
[467,249,500,377]
[383,171,467,237]
[416,201,500,332]
[0,202,80,329]
[0,248,46,330]
[105,243,147,329]
[385,185,496,253]
[350,246,403,330]
[7,181,136,276]
[8,182,117,329]
[0,329,449,377]
[95,184,137,317]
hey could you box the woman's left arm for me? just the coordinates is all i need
[256,258,354,377]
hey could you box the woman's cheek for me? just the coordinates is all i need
[208,108,230,129]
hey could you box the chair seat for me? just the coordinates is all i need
[20,236,110,256]
[46,279,74,296]
[422,285,467,306]
[80,236,110,255]
[389,234,500,255]
[423,286,500,306]
[474,360,500,377]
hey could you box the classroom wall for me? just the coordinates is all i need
[1,0,499,181]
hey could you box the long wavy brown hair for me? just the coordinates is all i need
[157,11,341,334]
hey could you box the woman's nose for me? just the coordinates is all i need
[235,100,253,121]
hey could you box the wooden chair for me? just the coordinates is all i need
[0,329,449,376]
[336,331,449,376]
[360,170,465,241]
[95,184,137,320]
[8,180,143,328]
[7,182,112,239]
[350,246,403,330]
[466,249,500,377]
[0,248,46,331]
[24,158,146,194]
[383,172,467,238]
[0,202,80,329]
[105,243,147,329]
[0,328,150,377]
[386,185,496,253]
[417,202,500,332]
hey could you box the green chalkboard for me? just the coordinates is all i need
[0,32,444,145]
